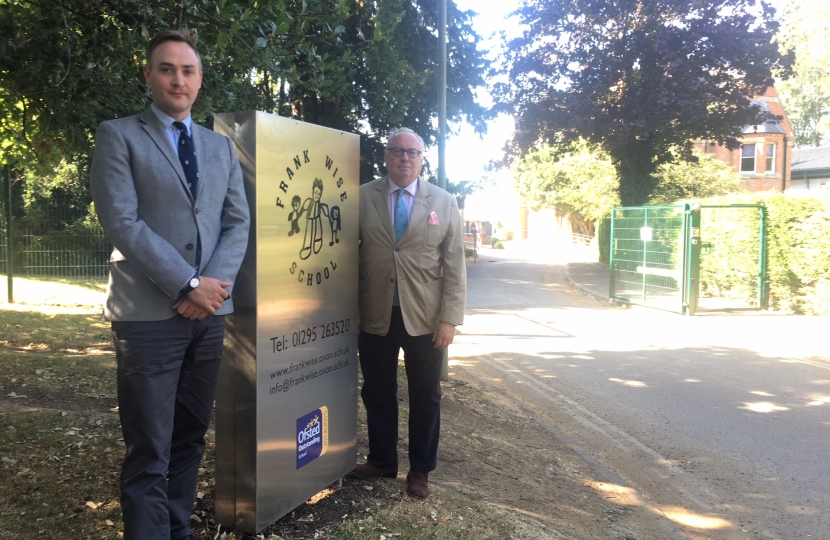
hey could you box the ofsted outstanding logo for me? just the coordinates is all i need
[296,406,329,469]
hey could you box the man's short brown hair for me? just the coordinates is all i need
[146,29,201,68]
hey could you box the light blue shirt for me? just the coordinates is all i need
[150,103,193,153]
[387,177,418,223]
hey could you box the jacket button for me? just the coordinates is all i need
[194,208,200,214]
[186,243,194,250]
[395,247,400,252]
[390,279,395,283]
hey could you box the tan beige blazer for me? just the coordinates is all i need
[358,176,466,336]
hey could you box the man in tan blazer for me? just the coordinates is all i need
[354,127,466,499]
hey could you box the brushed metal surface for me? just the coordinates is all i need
[214,112,359,534]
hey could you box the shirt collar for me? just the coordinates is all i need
[387,177,418,198]
[151,103,193,134]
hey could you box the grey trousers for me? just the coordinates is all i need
[112,314,225,540]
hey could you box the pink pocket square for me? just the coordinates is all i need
[428,211,441,225]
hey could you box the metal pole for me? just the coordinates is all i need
[438,0,449,381]
[684,207,693,315]
[758,205,768,309]
[608,210,616,299]
[641,208,648,301]
[438,0,447,192]
[5,164,13,304]
[685,206,701,316]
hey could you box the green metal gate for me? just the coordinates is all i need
[609,204,767,315]
[696,205,768,313]
[609,206,687,312]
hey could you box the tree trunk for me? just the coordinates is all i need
[610,140,660,207]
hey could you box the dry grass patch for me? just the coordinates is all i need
[0,407,123,539]
[332,484,557,540]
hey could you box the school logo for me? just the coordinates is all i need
[276,151,349,288]
[296,406,329,469]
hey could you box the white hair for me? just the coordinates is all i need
[387,127,425,152]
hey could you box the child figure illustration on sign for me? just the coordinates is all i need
[329,205,341,246]
[288,195,302,237]
[299,178,329,260]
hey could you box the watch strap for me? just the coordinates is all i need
[178,273,199,299]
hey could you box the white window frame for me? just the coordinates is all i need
[765,143,776,173]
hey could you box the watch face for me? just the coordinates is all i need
[190,277,200,289]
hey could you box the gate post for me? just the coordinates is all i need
[758,205,769,310]
[608,209,617,299]
[683,204,701,315]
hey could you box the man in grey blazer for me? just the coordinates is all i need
[354,127,466,499]
[89,30,249,540]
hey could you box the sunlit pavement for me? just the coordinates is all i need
[466,239,830,361]
[452,241,830,539]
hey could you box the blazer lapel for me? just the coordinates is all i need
[371,176,396,242]
[139,109,192,199]
[191,124,205,201]
[407,178,432,234]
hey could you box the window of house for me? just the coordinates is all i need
[740,144,756,172]
[765,143,776,172]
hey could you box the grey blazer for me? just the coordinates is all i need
[90,108,250,321]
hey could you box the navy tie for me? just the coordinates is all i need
[393,188,409,304]
[173,121,199,198]
[173,121,201,270]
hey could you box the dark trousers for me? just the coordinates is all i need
[112,314,225,540]
[358,307,443,473]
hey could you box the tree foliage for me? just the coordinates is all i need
[650,152,743,204]
[496,0,790,206]
[773,0,830,147]
[0,0,488,183]
[513,141,619,227]
[513,142,742,229]
[777,69,830,147]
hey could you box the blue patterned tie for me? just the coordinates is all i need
[173,121,201,270]
[393,188,408,304]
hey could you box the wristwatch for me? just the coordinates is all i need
[179,275,200,298]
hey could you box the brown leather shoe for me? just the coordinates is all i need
[406,471,429,499]
[351,462,398,479]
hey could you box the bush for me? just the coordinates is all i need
[502,230,514,241]
[490,236,500,247]
[493,240,505,249]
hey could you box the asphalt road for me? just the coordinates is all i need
[453,244,830,540]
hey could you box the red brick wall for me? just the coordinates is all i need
[691,87,794,192]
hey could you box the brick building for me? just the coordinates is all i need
[693,87,794,192]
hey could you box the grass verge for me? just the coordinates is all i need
[0,279,555,540]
